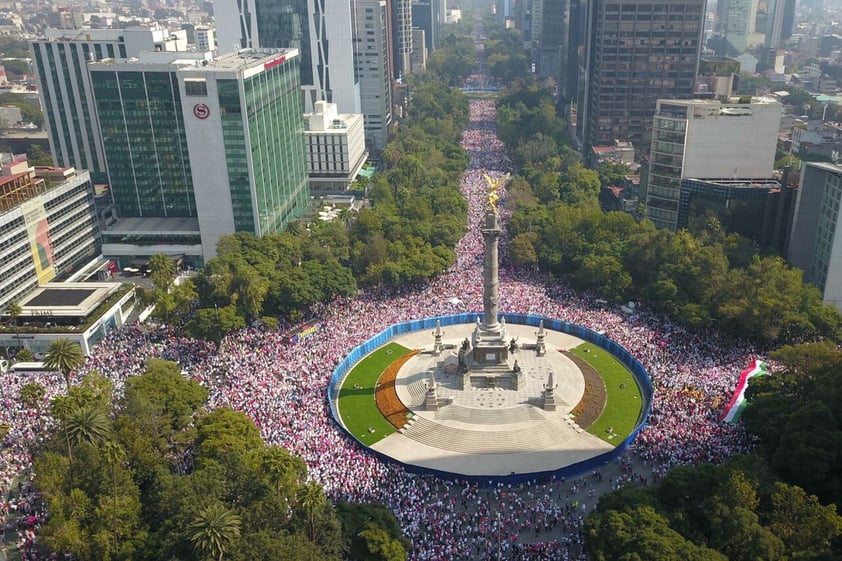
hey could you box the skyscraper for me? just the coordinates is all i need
[788,162,842,312]
[392,0,414,79]
[90,49,309,261]
[30,25,189,183]
[412,0,438,54]
[715,0,758,56]
[763,0,795,70]
[644,97,781,230]
[356,0,394,153]
[578,0,705,154]
[532,0,569,86]
[216,0,360,113]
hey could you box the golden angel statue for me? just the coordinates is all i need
[483,172,510,212]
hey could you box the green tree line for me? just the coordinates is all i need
[30,359,407,561]
[496,82,841,345]
[586,341,842,560]
[348,78,469,287]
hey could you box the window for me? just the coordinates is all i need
[185,80,208,96]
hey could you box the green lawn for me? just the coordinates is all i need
[570,342,643,444]
[337,342,411,446]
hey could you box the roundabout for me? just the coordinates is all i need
[330,314,653,482]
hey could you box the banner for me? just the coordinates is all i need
[20,199,56,285]
[287,320,323,345]
[721,360,768,424]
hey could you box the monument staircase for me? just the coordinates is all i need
[434,403,546,424]
[398,416,582,455]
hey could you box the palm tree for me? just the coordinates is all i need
[189,504,241,561]
[4,301,22,356]
[43,338,85,388]
[65,404,110,449]
[103,441,125,554]
[297,481,327,543]
[148,253,176,291]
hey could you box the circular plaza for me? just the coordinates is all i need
[331,314,652,482]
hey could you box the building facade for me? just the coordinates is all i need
[532,0,569,85]
[215,0,361,114]
[578,0,705,154]
[714,0,758,56]
[0,160,100,311]
[645,97,781,230]
[195,27,216,52]
[356,0,394,153]
[788,162,842,312]
[90,49,309,262]
[305,101,368,194]
[29,24,188,183]
[392,0,413,79]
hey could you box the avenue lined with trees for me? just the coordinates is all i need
[6,12,842,561]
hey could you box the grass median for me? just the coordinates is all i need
[338,342,411,446]
[570,342,643,444]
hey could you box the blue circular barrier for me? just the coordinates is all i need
[328,313,653,485]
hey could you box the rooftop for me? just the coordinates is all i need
[105,216,199,233]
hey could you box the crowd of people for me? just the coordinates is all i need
[0,98,762,560]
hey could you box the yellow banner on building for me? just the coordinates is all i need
[20,198,56,285]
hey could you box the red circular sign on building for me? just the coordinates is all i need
[193,103,210,119]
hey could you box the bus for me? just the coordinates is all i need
[8,361,56,374]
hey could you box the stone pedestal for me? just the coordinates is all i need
[541,371,557,411]
[432,320,444,354]
[535,320,547,357]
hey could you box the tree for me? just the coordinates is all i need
[65,404,111,449]
[766,482,842,558]
[358,525,407,561]
[123,358,207,434]
[585,505,727,561]
[19,382,46,408]
[4,300,22,354]
[43,338,85,388]
[195,408,265,464]
[148,253,176,291]
[103,440,126,553]
[297,481,328,543]
[189,503,242,561]
[184,305,245,345]
[26,143,52,166]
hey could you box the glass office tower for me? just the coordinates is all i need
[89,49,308,261]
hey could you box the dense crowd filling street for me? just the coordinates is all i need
[1,98,759,560]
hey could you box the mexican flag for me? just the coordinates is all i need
[721,360,768,424]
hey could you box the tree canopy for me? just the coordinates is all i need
[33,362,406,561]
[585,457,842,561]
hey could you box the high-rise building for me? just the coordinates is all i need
[412,0,438,54]
[30,25,189,184]
[411,28,428,72]
[788,162,842,312]
[392,0,414,79]
[644,97,781,230]
[356,0,394,153]
[0,158,100,309]
[90,49,309,262]
[215,0,360,113]
[195,27,216,52]
[532,0,569,86]
[763,0,795,70]
[578,0,705,154]
[714,0,758,55]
